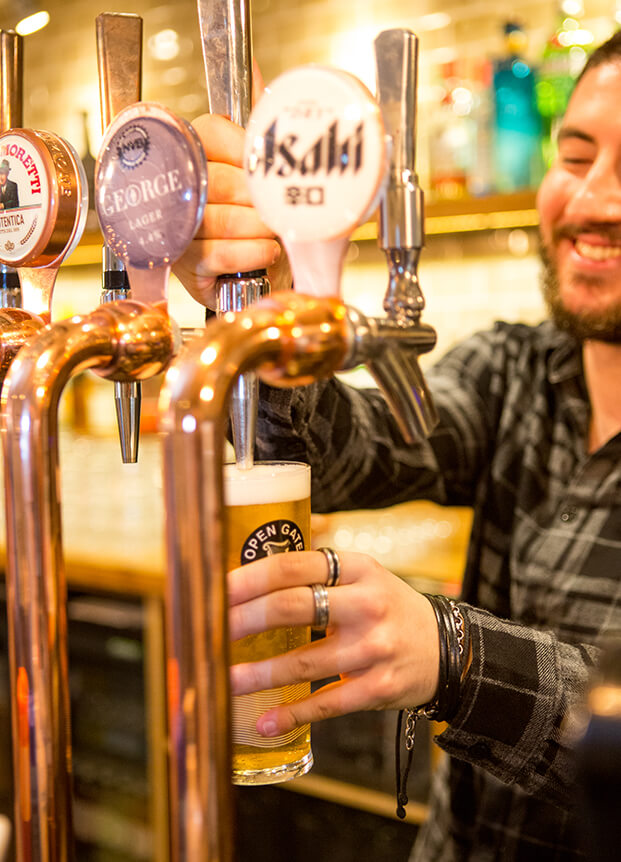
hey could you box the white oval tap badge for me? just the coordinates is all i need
[95,102,207,270]
[244,65,387,243]
[0,132,51,264]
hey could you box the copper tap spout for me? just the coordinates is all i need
[160,291,349,862]
[2,300,175,862]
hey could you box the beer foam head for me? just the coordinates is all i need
[95,102,207,271]
[244,65,387,243]
[224,461,310,506]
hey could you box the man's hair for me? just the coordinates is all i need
[577,29,621,83]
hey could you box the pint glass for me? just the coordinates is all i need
[224,460,313,785]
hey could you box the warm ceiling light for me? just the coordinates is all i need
[16,11,50,36]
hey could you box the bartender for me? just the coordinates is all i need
[176,30,621,862]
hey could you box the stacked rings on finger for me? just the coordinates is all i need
[310,583,330,632]
[318,546,341,587]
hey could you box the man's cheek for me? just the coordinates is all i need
[537,170,568,239]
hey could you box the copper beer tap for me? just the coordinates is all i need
[161,33,437,861]
[2,98,207,862]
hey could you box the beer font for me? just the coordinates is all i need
[161,27,439,862]
[2,97,207,862]
[0,14,440,862]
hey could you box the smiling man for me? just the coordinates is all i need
[176,30,621,862]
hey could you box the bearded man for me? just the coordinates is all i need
[175,31,621,862]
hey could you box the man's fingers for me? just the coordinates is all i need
[174,237,281,291]
[192,113,245,166]
[253,676,385,737]
[207,162,253,206]
[229,550,353,606]
[230,632,369,695]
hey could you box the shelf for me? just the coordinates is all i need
[285,772,428,825]
[67,192,539,268]
[354,190,539,241]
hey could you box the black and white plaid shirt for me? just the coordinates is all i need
[256,320,621,861]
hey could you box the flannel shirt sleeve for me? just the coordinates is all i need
[436,604,598,807]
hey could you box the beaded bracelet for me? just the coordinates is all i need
[395,595,468,818]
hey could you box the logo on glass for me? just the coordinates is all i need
[241,519,305,563]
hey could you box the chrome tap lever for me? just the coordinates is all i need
[96,12,143,462]
[198,0,270,469]
[373,28,438,438]
[197,0,252,126]
[374,28,425,318]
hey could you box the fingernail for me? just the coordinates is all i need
[259,720,278,737]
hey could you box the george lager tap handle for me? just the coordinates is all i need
[96,12,143,463]
[197,0,270,469]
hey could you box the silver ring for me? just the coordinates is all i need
[310,583,330,632]
[318,546,341,587]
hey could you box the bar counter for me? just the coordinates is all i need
[0,426,472,861]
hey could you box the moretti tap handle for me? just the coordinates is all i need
[96,12,143,463]
[197,0,270,469]
[0,30,22,307]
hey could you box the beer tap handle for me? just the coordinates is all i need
[373,28,425,320]
[197,0,270,469]
[0,30,22,307]
[96,12,143,463]
[371,28,438,438]
[245,65,387,297]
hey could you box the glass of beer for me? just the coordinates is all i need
[224,460,313,785]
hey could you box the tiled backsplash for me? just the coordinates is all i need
[4,0,562,388]
[4,0,618,159]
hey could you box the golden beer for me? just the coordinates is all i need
[224,461,312,785]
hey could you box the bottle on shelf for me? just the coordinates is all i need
[428,60,487,202]
[491,21,542,193]
[535,0,591,169]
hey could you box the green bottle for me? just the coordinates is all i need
[535,3,591,168]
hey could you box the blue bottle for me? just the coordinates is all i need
[492,22,542,192]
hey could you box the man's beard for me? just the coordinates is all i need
[539,236,621,343]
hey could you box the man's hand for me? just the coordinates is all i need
[228,549,440,737]
[173,114,292,309]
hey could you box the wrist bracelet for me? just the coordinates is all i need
[395,595,468,818]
